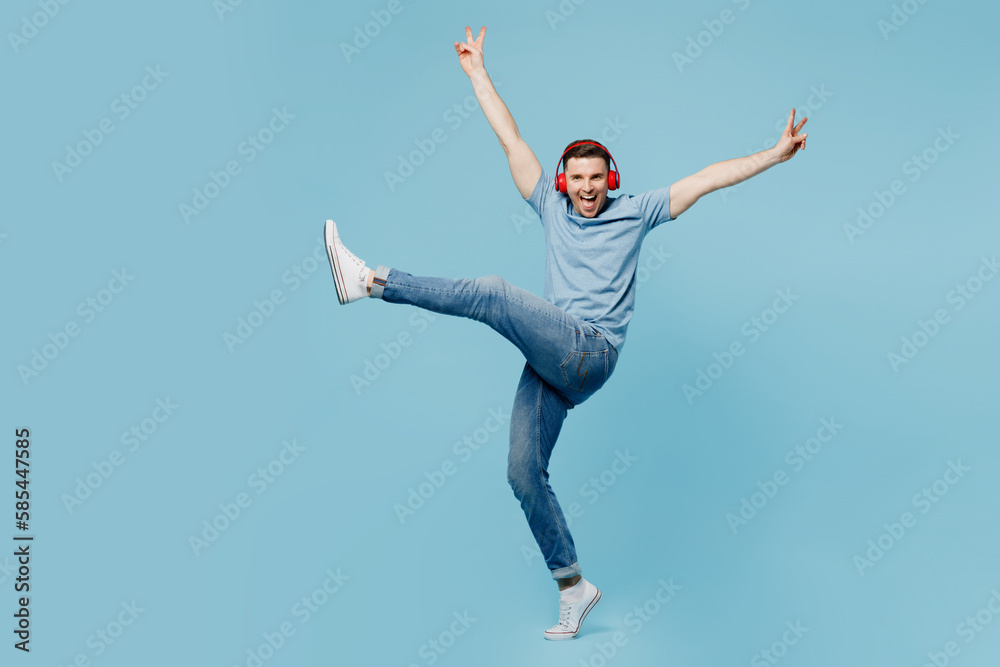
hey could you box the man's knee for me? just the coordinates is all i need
[475,274,508,294]
[506,462,523,494]
[506,458,534,498]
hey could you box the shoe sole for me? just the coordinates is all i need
[544,588,602,641]
[324,220,348,305]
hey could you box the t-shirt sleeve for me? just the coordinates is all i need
[633,186,674,232]
[527,169,556,227]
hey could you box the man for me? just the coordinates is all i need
[325,26,807,640]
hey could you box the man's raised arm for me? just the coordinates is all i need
[455,26,541,200]
[668,109,809,219]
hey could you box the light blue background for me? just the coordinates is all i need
[3,0,999,665]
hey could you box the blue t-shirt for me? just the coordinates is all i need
[526,169,673,352]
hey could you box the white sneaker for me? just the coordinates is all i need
[544,579,601,640]
[325,220,370,304]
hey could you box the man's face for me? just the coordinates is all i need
[564,156,609,218]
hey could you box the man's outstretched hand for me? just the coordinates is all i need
[772,108,808,163]
[454,26,486,78]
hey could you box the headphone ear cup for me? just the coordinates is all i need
[608,170,619,190]
[556,173,567,193]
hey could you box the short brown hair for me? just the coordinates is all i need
[562,139,611,172]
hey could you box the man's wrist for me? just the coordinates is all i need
[468,68,491,87]
[756,147,781,168]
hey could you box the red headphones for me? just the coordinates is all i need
[554,141,620,193]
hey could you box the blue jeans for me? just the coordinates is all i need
[370,266,618,579]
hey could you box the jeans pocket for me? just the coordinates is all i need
[559,349,609,394]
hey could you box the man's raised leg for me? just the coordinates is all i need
[374,269,585,391]
[326,221,591,392]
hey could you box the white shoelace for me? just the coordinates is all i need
[337,239,369,282]
[555,600,573,629]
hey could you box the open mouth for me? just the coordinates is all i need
[580,194,597,210]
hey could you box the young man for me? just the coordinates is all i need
[325,26,807,640]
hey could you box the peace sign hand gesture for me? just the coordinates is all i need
[454,26,486,78]
[772,108,808,163]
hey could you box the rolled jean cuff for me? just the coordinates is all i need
[369,265,391,299]
[550,562,582,580]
